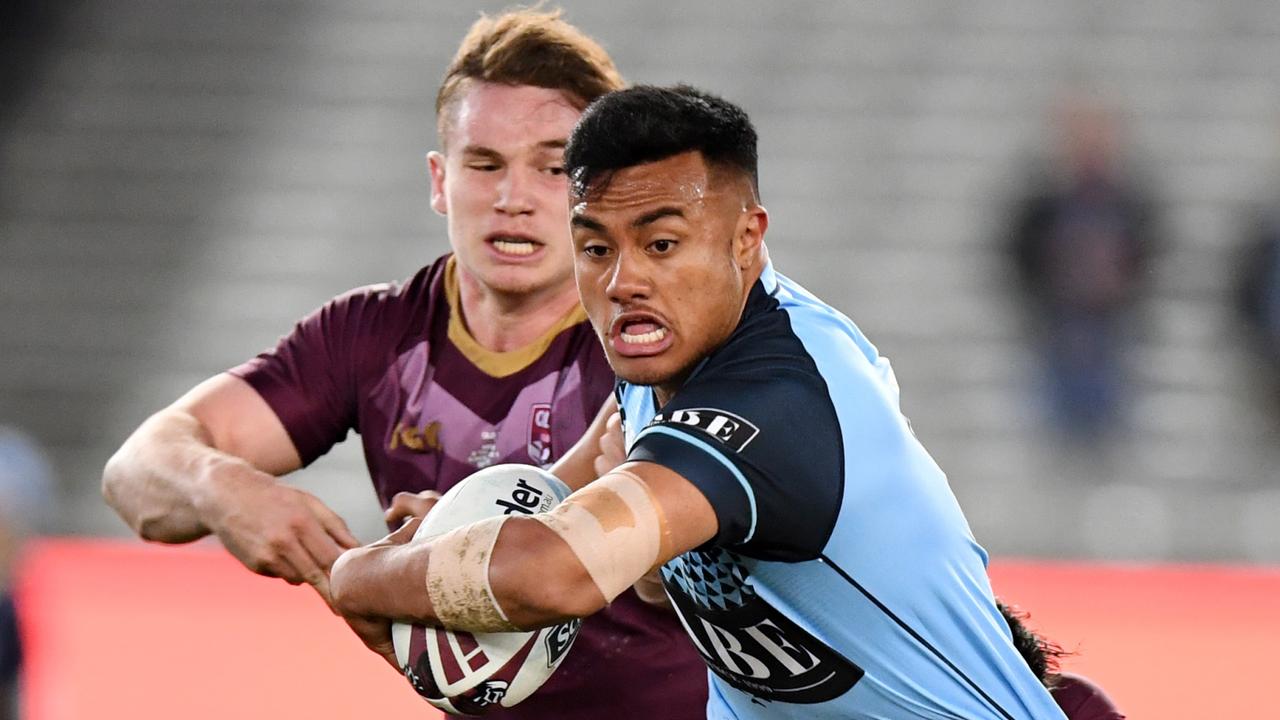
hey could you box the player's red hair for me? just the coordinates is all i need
[436,7,624,145]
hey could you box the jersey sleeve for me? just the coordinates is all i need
[626,371,843,561]
[228,286,387,466]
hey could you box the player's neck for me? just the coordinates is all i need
[455,273,582,353]
[654,386,676,407]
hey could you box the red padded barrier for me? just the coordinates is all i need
[13,538,1277,719]
[14,539,438,719]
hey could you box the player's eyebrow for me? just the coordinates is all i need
[459,145,503,161]
[632,206,684,228]
[570,214,607,233]
[462,140,565,156]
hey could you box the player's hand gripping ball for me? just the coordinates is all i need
[391,464,582,716]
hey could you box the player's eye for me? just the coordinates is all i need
[649,239,677,254]
[543,165,566,176]
[582,243,612,258]
[468,162,500,172]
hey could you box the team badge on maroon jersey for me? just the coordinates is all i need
[527,403,553,466]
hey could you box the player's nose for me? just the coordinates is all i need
[494,168,535,215]
[606,248,650,302]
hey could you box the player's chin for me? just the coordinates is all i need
[608,355,684,388]
[480,265,561,295]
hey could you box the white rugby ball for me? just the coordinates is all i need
[391,464,581,716]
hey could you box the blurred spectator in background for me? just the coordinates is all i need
[0,426,55,720]
[1237,208,1280,417]
[0,0,75,133]
[1005,94,1158,445]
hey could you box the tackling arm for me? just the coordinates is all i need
[329,460,716,630]
[102,373,358,599]
[103,373,303,540]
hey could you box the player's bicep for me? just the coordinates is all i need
[174,373,303,475]
[621,460,718,564]
[626,377,844,559]
[627,422,758,547]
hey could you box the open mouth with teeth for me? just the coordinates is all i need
[488,234,541,257]
[620,322,667,344]
[611,316,673,357]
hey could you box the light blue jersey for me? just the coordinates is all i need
[619,264,1065,720]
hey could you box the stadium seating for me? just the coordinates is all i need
[2,0,1277,559]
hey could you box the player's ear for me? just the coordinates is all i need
[733,204,768,270]
[427,151,448,216]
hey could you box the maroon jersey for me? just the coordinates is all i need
[1051,673,1125,720]
[230,255,707,719]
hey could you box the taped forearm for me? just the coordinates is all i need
[531,470,672,603]
[423,471,672,631]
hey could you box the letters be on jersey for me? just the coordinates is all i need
[648,408,760,452]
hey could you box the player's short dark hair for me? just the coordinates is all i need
[564,84,759,200]
[997,600,1069,684]
[436,7,623,146]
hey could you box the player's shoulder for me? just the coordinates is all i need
[332,256,443,309]
[694,277,822,386]
[319,256,447,330]
[693,267,881,396]
[764,267,905,405]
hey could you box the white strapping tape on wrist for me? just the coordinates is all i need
[425,515,519,632]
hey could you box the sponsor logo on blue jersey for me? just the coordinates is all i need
[649,408,760,452]
[662,548,863,704]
